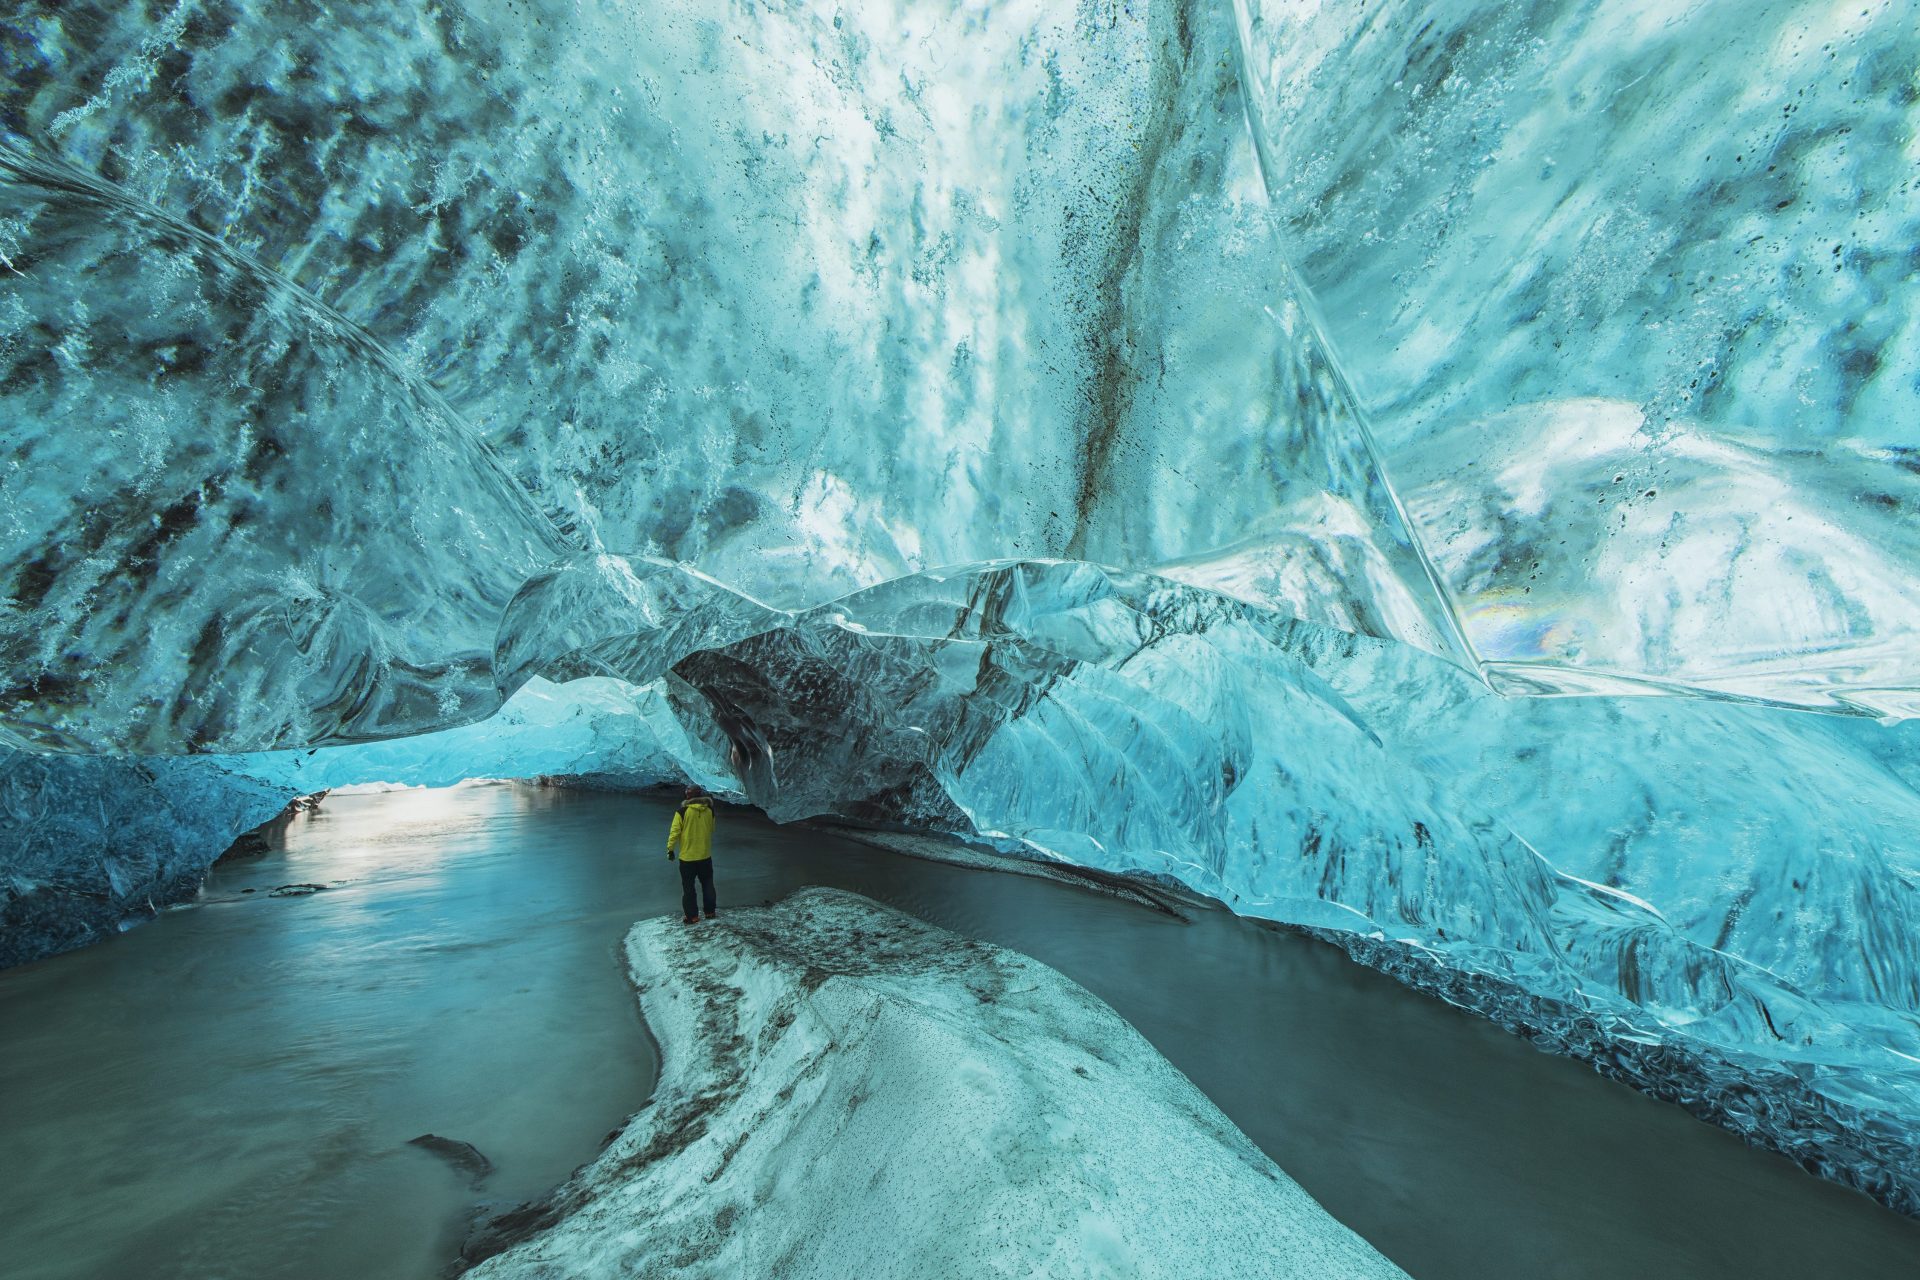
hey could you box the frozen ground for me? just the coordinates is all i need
[471,888,1407,1280]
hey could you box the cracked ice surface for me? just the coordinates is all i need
[3,0,1920,1216]
[466,889,1409,1279]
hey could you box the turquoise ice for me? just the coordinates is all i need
[2,0,1917,1214]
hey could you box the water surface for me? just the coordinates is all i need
[2,784,1916,1279]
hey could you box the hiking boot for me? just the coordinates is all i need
[703,911,717,920]
[682,916,700,925]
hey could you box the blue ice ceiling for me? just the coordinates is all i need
[3,0,1918,1213]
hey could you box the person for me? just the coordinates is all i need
[666,785,718,924]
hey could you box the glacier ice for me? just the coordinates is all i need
[0,0,1461,756]
[0,676,730,965]
[1232,0,1920,713]
[3,0,1920,1219]
[0,746,293,967]
[646,559,1920,1205]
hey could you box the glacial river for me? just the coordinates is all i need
[2,784,1915,1279]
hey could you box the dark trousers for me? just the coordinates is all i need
[679,858,716,919]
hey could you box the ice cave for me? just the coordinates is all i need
[2,0,1919,1276]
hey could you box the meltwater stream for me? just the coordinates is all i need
[2,785,1917,1280]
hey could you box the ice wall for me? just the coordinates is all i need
[0,746,292,967]
[0,676,729,965]
[1233,0,1920,713]
[1,0,1457,757]
[649,559,1920,1206]
[3,0,1919,1213]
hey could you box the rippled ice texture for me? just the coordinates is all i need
[2,0,1919,1214]
[1235,0,1920,713]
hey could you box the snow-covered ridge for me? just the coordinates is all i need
[468,889,1407,1279]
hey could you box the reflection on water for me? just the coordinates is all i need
[2,784,1916,1280]
[0,784,659,1280]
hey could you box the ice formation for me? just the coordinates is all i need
[465,889,1409,1279]
[2,0,1918,1214]
[1234,0,1920,713]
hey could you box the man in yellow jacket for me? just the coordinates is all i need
[666,785,718,924]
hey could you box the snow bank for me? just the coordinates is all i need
[470,888,1406,1279]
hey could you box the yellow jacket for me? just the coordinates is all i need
[667,799,715,862]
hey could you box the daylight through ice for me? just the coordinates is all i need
[3,0,1918,1213]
